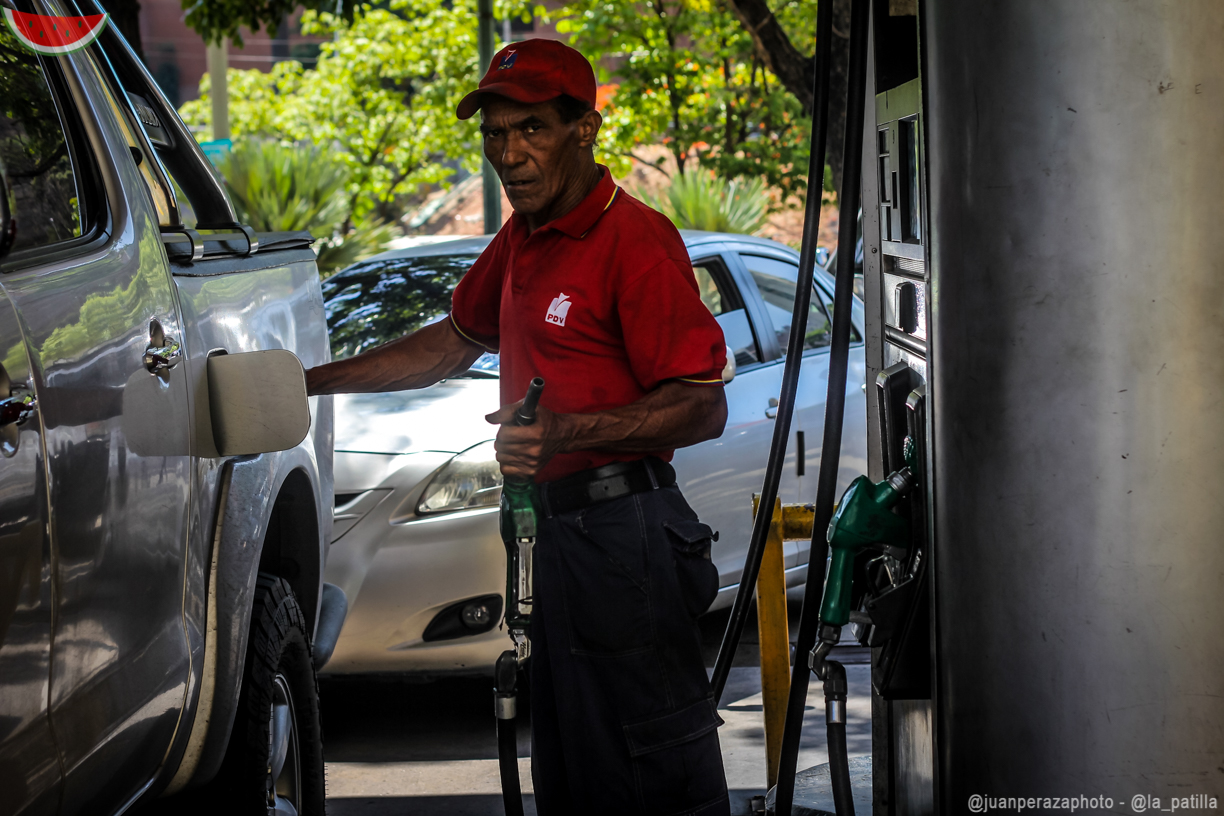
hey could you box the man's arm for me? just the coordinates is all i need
[486,381,728,480]
[306,318,485,396]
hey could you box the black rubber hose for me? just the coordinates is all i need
[708,0,836,704]
[773,0,871,813]
[494,650,524,816]
[824,661,855,816]
[496,719,523,816]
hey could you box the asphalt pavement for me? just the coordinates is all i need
[321,603,872,815]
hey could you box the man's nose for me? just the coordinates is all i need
[500,131,528,167]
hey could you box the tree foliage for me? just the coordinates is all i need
[556,0,814,202]
[180,0,482,223]
[181,0,346,47]
[219,139,397,275]
[720,0,852,189]
[176,0,842,219]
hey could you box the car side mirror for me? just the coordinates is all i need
[722,345,736,384]
[207,349,312,456]
[0,160,15,261]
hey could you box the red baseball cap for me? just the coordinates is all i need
[456,39,597,121]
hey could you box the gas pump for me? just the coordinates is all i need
[781,0,1224,812]
[755,1,938,813]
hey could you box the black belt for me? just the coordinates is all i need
[539,457,676,518]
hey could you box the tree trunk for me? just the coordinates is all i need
[826,0,851,193]
[100,0,144,60]
[724,0,854,193]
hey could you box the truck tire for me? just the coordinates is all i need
[218,573,326,815]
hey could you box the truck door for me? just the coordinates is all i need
[0,28,193,811]
[0,289,55,815]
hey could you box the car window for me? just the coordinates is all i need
[322,253,499,372]
[692,257,761,367]
[742,254,854,355]
[692,263,726,316]
[0,29,84,253]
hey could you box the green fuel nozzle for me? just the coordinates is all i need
[493,378,544,816]
[819,467,915,629]
[500,377,545,656]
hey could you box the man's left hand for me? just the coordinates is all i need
[486,401,571,480]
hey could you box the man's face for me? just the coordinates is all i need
[479,97,601,219]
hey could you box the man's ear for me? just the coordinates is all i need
[576,109,603,148]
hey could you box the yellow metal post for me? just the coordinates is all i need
[753,495,791,789]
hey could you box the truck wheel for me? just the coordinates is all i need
[219,574,325,815]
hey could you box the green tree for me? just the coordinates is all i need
[181,0,345,47]
[556,0,813,201]
[720,0,853,189]
[180,0,482,223]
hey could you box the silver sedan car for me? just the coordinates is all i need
[319,232,868,676]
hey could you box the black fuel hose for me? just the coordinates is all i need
[708,0,836,704]
[495,650,524,816]
[823,661,854,816]
[774,0,871,814]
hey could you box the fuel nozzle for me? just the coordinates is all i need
[810,467,915,675]
[820,466,914,628]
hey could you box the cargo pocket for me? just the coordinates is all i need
[664,520,720,618]
[623,696,727,814]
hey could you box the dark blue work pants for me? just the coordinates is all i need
[529,484,731,816]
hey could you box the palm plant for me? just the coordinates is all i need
[219,139,395,275]
[645,170,771,235]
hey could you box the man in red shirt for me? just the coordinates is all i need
[308,38,731,815]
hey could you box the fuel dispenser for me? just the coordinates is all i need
[778,0,1224,813]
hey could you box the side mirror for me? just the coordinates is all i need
[722,345,736,384]
[0,159,15,261]
[207,349,311,456]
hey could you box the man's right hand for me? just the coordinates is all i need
[306,318,486,396]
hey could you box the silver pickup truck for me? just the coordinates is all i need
[0,3,339,815]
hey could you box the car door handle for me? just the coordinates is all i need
[144,336,183,373]
[765,397,779,419]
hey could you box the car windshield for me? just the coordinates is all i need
[321,252,499,374]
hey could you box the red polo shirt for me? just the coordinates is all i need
[449,166,727,483]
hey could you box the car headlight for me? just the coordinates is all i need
[416,440,503,514]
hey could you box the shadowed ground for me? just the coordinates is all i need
[323,603,872,815]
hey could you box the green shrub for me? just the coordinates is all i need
[645,171,770,235]
[219,139,394,275]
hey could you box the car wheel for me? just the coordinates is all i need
[218,573,325,815]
